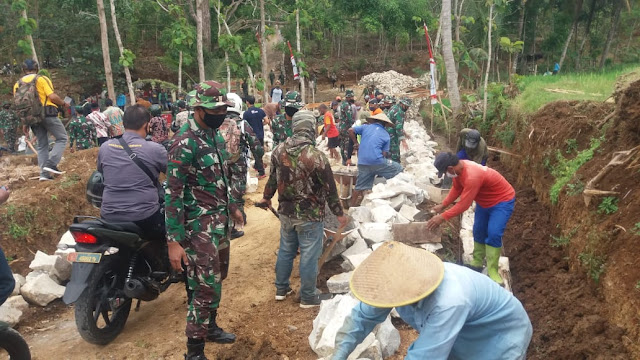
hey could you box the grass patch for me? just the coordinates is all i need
[550,136,603,204]
[632,222,640,236]
[578,251,606,284]
[550,225,580,247]
[512,66,640,114]
[597,196,619,215]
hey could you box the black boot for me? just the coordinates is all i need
[206,310,236,343]
[185,338,208,360]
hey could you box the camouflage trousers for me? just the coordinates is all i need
[389,136,401,163]
[182,226,229,339]
[339,132,354,164]
[229,160,248,222]
[2,126,18,152]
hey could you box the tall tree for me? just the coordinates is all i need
[12,1,39,65]
[441,0,462,116]
[482,2,494,122]
[599,0,624,69]
[96,0,115,101]
[109,0,135,104]
[296,7,306,103]
[260,0,269,104]
[196,0,205,81]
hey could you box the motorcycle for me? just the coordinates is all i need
[0,321,31,359]
[61,216,177,345]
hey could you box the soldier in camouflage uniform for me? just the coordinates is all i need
[221,97,264,239]
[271,91,303,148]
[68,105,97,152]
[386,98,411,163]
[338,89,355,165]
[0,101,20,153]
[165,81,243,360]
[257,110,347,308]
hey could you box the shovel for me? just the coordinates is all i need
[317,218,351,271]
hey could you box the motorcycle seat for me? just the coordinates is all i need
[102,221,144,236]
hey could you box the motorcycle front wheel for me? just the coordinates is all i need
[74,255,132,345]
[0,324,31,360]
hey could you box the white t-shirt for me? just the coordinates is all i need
[271,88,283,103]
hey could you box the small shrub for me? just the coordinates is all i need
[578,252,606,284]
[550,226,579,247]
[565,138,578,154]
[636,281,640,290]
[632,222,640,235]
[597,196,618,215]
[566,179,585,196]
[549,136,603,204]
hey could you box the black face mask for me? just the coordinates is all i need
[203,113,226,130]
[285,107,298,118]
[348,99,355,104]
[369,106,376,111]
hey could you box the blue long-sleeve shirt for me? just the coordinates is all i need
[333,263,532,360]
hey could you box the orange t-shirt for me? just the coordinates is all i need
[371,108,383,116]
[324,112,339,138]
[441,160,515,220]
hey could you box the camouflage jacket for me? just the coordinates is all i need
[337,101,354,134]
[271,114,292,147]
[387,104,406,141]
[264,134,344,222]
[68,116,97,150]
[149,116,169,144]
[0,109,19,130]
[165,117,236,243]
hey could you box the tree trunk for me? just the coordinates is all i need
[512,0,526,74]
[202,0,211,51]
[482,3,494,123]
[225,52,231,93]
[441,0,462,116]
[599,0,623,70]
[21,9,39,64]
[109,0,135,104]
[96,0,115,101]
[196,0,205,82]
[260,0,269,104]
[558,27,573,72]
[178,51,183,94]
[296,7,306,103]
[576,0,597,69]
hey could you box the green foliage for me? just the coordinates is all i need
[566,179,585,196]
[597,197,619,215]
[119,49,136,68]
[1,205,36,241]
[549,136,603,205]
[565,138,578,154]
[578,252,606,284]
[550,226,579,247]
[632,223,640,236]
[499,37,524,54]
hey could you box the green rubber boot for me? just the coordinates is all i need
[465,242,485,272]
[485,245,504,285]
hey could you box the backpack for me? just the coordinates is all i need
[14,75,45,126]
[219,117,243,162]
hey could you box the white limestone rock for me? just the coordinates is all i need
[420,243,444,253]
[344,250,372,269]
[348,207,373,223]
[327,271,353,294]
[359,223,393,245]
[309,294,360,357]
[55,231,76,257]
[29,250,72,283]
[342,237,369,258]
[0,295,29,327]
[375,316,401,358]
[371,205,398,224]
[389,194,407,211]
[341,259,355,272]
[348,334,383,360]
[398,204,420,221]
[20,273,66,307]
[11,274,25,296]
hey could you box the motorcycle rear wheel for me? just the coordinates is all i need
[0,325,31,360]
[74,255,132,345]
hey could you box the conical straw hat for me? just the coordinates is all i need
[366,112,393,125]
[349,241,444,308]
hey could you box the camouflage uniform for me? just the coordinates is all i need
[68,115,97,151]
[0,106,19,152]
[165,81,236,340]
[386,100,409,163]
[338,90,355,163]
[271,114,292,148]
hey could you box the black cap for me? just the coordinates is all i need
[368,98,378,104]
[465,129,481,149]
[22,59,39,71]
[434,152,460,178]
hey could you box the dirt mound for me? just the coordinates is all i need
[1,148,99,274]
[615,78,640,138]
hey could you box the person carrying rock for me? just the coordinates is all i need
[332,241,532,360]
[165,81,244,360]
[426,152,515,285]
[257,110,348,308]
[0,101,20,153]
[271,91,303,148]
[338,89,356,166]
[348,112,403,207]
[68,105,97,152]
[456,128,489,165]
[386,97,411,163]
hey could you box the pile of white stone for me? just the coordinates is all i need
[359,71,428,95]
[0,233,74,327]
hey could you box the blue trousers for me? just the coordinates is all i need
[473,198,515,248]
[0,247,15,306]
[275,217,324,302]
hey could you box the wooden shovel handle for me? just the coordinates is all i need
[317,219,350,270]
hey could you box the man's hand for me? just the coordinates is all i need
[231,208,244,224]
[167,241,188,271]
[431,204,445,214]
[0,185,10,205]
[401,139,409,151]
[255,198,271,210]
[337,215,349,229]
[22,125,29,135]
[70,147,75,153]
[426,214,445,230]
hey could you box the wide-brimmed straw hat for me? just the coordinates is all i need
[366,112,393,126]
[349,241,444,308]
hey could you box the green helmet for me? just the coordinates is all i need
[400,98,412,107]
[188,81,231,109]
[283,91,304,109]
[383,95,393,104]
[150,104,162,116]
[345,89,355,98]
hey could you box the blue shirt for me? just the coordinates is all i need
[353,123,389,165]
[333,263,532,360]
[116,94,126,107]
[243,106,266,140]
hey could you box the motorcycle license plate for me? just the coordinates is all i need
[67,252,102,264]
